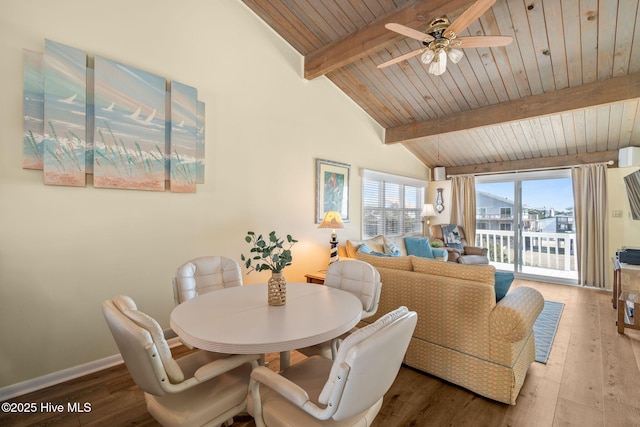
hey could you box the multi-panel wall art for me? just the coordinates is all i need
[22,39,205,193]
[23,50,44,170]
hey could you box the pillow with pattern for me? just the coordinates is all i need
[384,239,402,256]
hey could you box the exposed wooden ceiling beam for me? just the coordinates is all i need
[445,151,619,176]
[304,0,473,80]
[385,73,640,144]
[386,72,640,144]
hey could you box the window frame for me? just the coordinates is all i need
[361,169,426,239]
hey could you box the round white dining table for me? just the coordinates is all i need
[170,282,362,368]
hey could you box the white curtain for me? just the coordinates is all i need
[450,175,476,246]
[571,164,608,288]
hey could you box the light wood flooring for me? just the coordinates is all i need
[2,279,640,426]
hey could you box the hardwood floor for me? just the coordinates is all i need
[2,280,639,426]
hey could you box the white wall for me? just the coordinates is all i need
[0,0,427,387]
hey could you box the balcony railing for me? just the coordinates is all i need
[476,214,514,220]
[475,229,578,278]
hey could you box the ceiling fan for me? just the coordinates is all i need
[377,0,512,75]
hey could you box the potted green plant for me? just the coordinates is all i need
[241,231,298,306]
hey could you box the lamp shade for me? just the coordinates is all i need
[421,204,437,217]
[318,211,345,229]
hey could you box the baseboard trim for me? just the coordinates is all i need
[0,353,123,402]
[0,336,182,402]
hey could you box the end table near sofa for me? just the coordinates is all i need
[305,271,326,285]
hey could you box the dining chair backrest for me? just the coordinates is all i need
[173,255,242,304]
[104,295,260,426]
[324,259,382,319]
[248,306,416,426]
[325,306,416,420]
[103,295,184,395]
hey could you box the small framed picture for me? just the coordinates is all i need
[316,159,350,223]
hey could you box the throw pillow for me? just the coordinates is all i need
[384,239,402,256]
[370,251,392,257]
[441,224,463,250]
[404,237,434,258]
[346,236,385,258]
[494,271,514,302]
[345,240,362,258]
[383,235,409,256]
[357,244,372,254]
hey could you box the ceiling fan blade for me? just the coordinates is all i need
[453,35,512,48]
[385,23,434,42]
[377,48,426,68]
[444,0,496,39]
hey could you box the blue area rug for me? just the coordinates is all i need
[533,300,564,364]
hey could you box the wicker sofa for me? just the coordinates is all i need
[352,251,544,405]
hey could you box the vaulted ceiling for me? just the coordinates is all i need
[242,0,640,175]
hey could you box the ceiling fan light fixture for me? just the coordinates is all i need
[447,48,464,64]
[429,49,447,75]
[379,0,514,74]
[421,49,435,64]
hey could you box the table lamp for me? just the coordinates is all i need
[318,211,345,264]
[421,203,437,237]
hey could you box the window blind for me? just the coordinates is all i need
[362,170,426,239]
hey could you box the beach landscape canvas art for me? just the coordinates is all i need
[23,49,44,170]
[93,56,166,191]
[22,39,206,192]
[196,100,205,184]
[169,81,197,193]
[43,39,87,186]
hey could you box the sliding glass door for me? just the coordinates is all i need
[476,170,578,283]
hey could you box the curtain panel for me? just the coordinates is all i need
[571,164,608,288]
[450,175,476,246]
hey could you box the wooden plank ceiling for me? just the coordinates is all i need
[242,0,640,174]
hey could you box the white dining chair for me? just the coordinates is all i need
[172,255,242,305]
[103,295,260,427]
[248,306,417,427]
[298,259,382,359]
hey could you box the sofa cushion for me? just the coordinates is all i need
[355,252,413,271]
[411,256,495,284]
[494,271,514,301]
[458,254,490,265]
[404,237,434,258]
[346,235,385,258]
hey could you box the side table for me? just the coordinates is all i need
[305,271,326,284]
